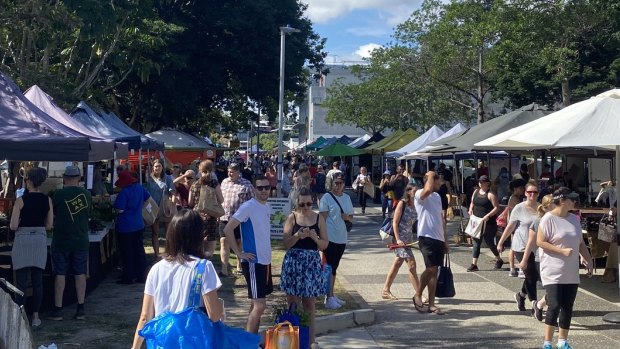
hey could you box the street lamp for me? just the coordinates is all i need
[277,25,300,197]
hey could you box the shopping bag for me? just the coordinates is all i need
[464,215,484,239]
[436,254,456,298]
[275,304,309,349]
[320,252,332,296]
[598,216,617,243]
[379,216,394,241]
[265,321,300,349]
[142,196,159,226]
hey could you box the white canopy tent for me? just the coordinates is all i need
[400,123,468,160]
[347,134,371,148]
[386,125,444,158]
[475,89,620,323]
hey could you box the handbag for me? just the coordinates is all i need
[496,206,509,228]
[436,254,456,298]
[328,192,352,232]
[598,216,617,243]
[265,321,300,349]
[196,184,225,218]
[142,196,159,226]
[465,215,485,239]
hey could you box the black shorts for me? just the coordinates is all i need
[324,242,346,275]
[418,236,445,268]
[241,262,273,299]
[51,250,89,276]
[219,221,241,239]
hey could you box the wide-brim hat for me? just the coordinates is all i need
[115,171,138,188]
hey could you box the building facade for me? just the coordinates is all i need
[298,65,369,143]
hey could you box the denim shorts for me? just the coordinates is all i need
[51,250,89,276]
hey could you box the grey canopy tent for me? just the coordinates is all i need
[428,104,550,153]
[0,72,114,161]
[24,85,128,158]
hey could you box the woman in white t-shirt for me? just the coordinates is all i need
[131,210,224,349]
[498,180,541,313]
[354,166,370,214]
[536,187,592,349]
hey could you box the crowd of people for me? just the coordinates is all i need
[6,153,616,349]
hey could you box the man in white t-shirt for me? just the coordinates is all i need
[223,175,272,333]
[325,161,342,191]
[413,170,449,315]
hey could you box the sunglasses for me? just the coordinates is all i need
[526,190,539,194]
[334,181,344,185]
[186,177,194,180]
[297,202,313,208]
[406,188,413,191]
[256,185,271,191]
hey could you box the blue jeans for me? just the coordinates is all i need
[381,196,392,215]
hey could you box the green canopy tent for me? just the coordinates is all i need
[315,143,363,157]
[305,136,327,151]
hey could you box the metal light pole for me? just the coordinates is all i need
[276,25,300,197]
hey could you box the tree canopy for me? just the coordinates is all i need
[324,0,620,130]
[0,0,326,134]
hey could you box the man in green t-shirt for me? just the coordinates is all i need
[49,166,92,321]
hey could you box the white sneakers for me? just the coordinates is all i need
[324,296,345,309]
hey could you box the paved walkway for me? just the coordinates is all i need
[317,204,620,349]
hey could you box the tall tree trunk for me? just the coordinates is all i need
[561,78,571,107]
[477,48,485,124]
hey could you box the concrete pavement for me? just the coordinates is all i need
[317,205,620,349]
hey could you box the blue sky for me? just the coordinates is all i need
[304,0,424,63]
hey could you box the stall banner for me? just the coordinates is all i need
[267,198,291,238]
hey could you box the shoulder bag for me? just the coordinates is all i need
[436,254,456,298]
[465,215,485,239]
[196,183,225,219]
[139,259,260,349]
[379,203,404,242]
[328,192,352,232]
[496,206,509,228]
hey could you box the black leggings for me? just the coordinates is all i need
[544,283,579,329]
[358,189,367,209]
[15,267,43,313]
[324,242,346,276]
[514,252,539,301]
[472,222,500,258]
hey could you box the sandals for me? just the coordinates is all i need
[412,295,428,313]
[381,290,398,300]
[427,306,445,315]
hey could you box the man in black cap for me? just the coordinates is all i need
[50,166,92,321]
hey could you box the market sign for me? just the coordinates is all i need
[267,198,291,238]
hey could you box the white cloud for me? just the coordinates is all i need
[345,26,391,38]
[355,43,382,59]
[303,0,422,24]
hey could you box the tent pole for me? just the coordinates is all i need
[508,152,512,178]
[486,151,491,180]
[602,146,620,323]
[474,152,479,179]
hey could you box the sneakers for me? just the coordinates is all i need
[532,300,544,321]
[333,295,346,305]
[31,318,41,328]
[509,269,518,277]
[466,264,479,272]
[514,292,526,311]
[556,341,572,349]
[518,269,526,279]
[324,296,342,310]
[75,306,85,320]
[48,307,63,321]
[494,259,504,269]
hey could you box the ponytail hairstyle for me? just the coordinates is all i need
[537,194,554,217]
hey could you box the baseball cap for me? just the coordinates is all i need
[63,165,81,177]
[553,187,579,201]
[478,175,490,183]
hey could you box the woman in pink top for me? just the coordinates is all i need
[536,187,592,349]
